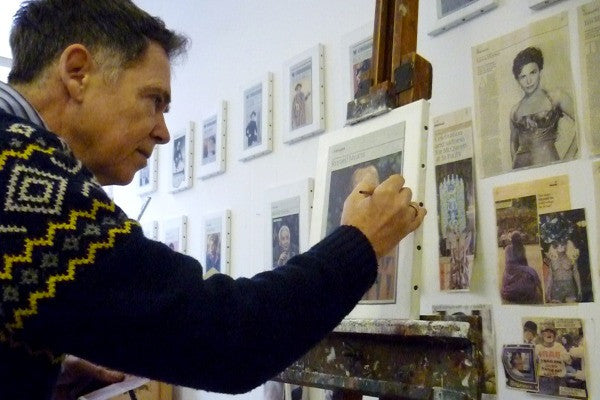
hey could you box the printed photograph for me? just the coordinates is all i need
[538,209,593,304]
[522,318,587,399]
[473,13,578,177]
[202,116,217,165]
[205,232,221,274]
[502,344,538,392]
[349,36,372,99]
[172,134,186,189]
[436,158,475,291]
[495,195,544,305]
[244,83,263,150]
[271,213,300,269]
[289,58,313,130]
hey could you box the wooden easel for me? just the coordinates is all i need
[347,0,432,125]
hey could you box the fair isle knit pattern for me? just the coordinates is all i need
[0,115,136,355]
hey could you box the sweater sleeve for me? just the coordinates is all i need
[0,117,378,394]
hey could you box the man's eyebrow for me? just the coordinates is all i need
[140,86,171,105]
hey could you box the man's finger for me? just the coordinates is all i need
[374,174,405,194]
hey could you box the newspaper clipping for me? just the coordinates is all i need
[433,108,476,291]
[204,216,222,278]
[244,83,263,149]
[502,344,538,392]
[324,123,406,303]
[202,116,217,165]
[472,12,579,178]
[289,58,313,131]
[494,176,594,305]
[271,197,301,269]
[349,36,373,99]
[519,317,587,399]
[578,1,600,155]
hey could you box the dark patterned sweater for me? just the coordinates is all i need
[0,110,378,399]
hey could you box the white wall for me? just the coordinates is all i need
[113,1,600,399]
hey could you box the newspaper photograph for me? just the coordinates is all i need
[244,82,263,150]
[472,12,578,178]
[522,317,587,399]
[289,58,313,131]
[204,216,222,277]
[202,115,217,165]
[432,304,496,396]
[323,122,406,303]
[433,107,476,291]
[502,344,538,392]
[271,196,300,269]
[349,36,373,99]
[538,208,593,304]
[578,1,600,155]
[494,175,571,305]
[172,134,186,189]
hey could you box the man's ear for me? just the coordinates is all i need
[58,44,95,102]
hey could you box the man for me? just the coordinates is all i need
[0,1,426,399]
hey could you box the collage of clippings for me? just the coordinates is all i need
[503,318,587,399]
[494,176,593,306]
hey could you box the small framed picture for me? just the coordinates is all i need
[266,178,314,270]
[202,210,231,278]
[529,0,565,10]
[161,215,188,254]
[170,121,194,193]
[240,73,273,161]
[135,148,158,196]
[342,24,373,102]
[283,44,325,144]
[198,101,227,179]
[141,220,159,240]
[428,0,498,36]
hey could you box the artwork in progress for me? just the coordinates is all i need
[170,121,194,192]
[472,12,579,178]
[283,44,325,144]
[203,210,231,278]
[199,101,226,179]
[240,73,273,161]
[311,100,428,319]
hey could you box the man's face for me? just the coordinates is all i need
[523,330,535,343]
[69,42,171,185]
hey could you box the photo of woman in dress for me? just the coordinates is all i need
[509,46,577,170]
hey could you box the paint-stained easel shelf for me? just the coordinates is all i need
[277,316,483,400]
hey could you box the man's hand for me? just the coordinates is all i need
[341,174,426,258]
[52,355,125,400]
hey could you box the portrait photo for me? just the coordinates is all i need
[202,210,231,278]
[201,116,217,165]
[243,83,262,150]
[240,74,272,161]
[271,212,300,269]
[289,58,313,131]
[169,122,194,192]
[472,13,578,177]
